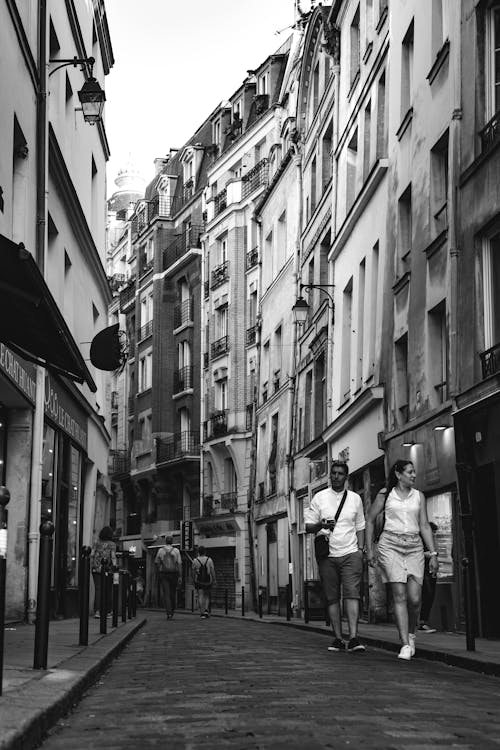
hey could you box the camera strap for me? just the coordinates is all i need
[331,489,348,529]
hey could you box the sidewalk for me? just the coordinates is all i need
[0,615,146,750]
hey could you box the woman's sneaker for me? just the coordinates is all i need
[398,644,413,660]
[327,638,345,651]
[409,633,416,656]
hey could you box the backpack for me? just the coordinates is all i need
[196,558,212,589]
[159,546,178,573]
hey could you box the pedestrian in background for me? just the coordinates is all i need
[365,460,439,660]
[91,526,117,618]
[304,460,366,653]
[155,536,182,619]
[419,521,438,633]
[193,545,216,619]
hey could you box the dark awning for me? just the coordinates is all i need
[0,234,97,392]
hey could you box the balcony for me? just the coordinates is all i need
[156,431,200,463]
[140,256,154,276]
[242,158,268,200]
[109,449,130,477]
[108,273,126,292]
[174,365,194,393]
[162,225,203,270]
[480,342,500,379]
[138,319,153,342]
[480,110,500,154]
[202,495,214,517]
[211,260,229,289]
[204,280,209,298]
[204,410,228,440]
[246,324,257,346]
[214,188,227,216]
[211,335,229,359]
[149,194,176,221]
[174,298,194,328]
[246,247,259,270]
[119,280,136,312]
[180,177,194,207]
[220,491,237,511]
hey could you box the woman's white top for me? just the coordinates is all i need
[383,487,421,534]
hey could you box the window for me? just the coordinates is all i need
[249,290,258,326]
[486,5,500,118]
[341,279,353,401]
[395,333,409,421]
[428,301,448,404]
[259,71,269,94]
[269,414,278,494]
[482,233,500,351]
[139,351,152,391]
[304,370,313,444]
[365,0,374,48]
[273,326,282,391]
[218,235,227,265]
[216,304,228,338]
[322,120,333,191]
[376,72,387,157]
[368,242,379,374]
[312,62,320,114]
[431,0,449,60]
[218,379,228,411]
[214,120,221,147]
[356,258,366,390]
[178,340,191,369]
[310,156,317,215]
[398,184,412,270]
[363,102,372,181]
[431,130,449,232]
[350,6,361,87]
[401,21,414,117]
[262,341,270,400]
[346,129,358,212]
[277,211,287,268]
[314,352,326,434]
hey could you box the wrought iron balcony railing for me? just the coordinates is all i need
[149,194,176,221]
[220,491,237,510]
[109,449,130,477]
[108,273,126,292]
[141,257,154,276]
[174,298,194,328]
[174,365,194,393]
[246,247,259,270]
[211,260,229,289]
[211,335,229,359]
[162,225,203,270]
[480,342,500,379]
[214,188,227,216]
[204,410,228,440]
[203,352,209,369]
[139,320,153,341]
[242,158,268,199]
[480,110,500,154]
[204,280,209,298]
[180,177,194,207]
[119,280,136,311]
[246,324,257,346]
[156,431,200,463]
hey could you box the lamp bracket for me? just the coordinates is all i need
[49,56,95,78]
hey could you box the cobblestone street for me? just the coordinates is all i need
[40,612,500,749]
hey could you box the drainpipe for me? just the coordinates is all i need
[28,0,48,623]
[448,16,461,400]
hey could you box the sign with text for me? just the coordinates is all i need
[0,344,36,404]
[44,374,88,450]
[181,520,193,551]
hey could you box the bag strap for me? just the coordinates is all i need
[332,489,348,525]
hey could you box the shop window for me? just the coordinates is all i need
[41,424,56,522]
[0,409,6,485]
[425,491,454,581]
[66,446,81,588]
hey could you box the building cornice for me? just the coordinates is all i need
[323,386,384,444]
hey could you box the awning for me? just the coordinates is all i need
[0,234,97,392]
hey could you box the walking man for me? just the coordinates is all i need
[193,545,216,619]
[305,460,366,652]
[154,535,182,619]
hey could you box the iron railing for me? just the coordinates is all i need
[204,410,228,440]
[246,325,257,346]
[109,449,130,477]
[220,492,237,510]
[174,298,194,328]
[174,365,194,393]
[149,194,176,220]
[480,110,500,153]
[211,260,229,289]
[141,257,154,275]
[156,431,200,462]
[163,225,203,270]
[480,342,500,379]
[139,320,153,341]
[119,280,136,311]
[181,177,194,206]
[108,273,126,292]
[211,335,229,359]
[242,158,268,199]
[246,247,259,270]
[204,280,209,298]
[214,188,227,216]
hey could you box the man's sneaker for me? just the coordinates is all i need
[418,623,436,633]
[327,638,345,651]
[398,644,412,660]
[347,637,365,652]
[408,633,416,656]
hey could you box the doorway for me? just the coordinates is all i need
[474,461,500,637]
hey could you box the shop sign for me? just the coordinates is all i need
[44,374,87,450]
[0,344,36,404]
[181,520,193,551]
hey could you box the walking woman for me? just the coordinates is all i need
[365,460,439,660]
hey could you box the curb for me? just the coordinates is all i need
[0,617,146,750]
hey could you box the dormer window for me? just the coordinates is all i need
[214,120,221,147]
[259,70,269,94]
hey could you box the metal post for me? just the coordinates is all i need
[0,487,11,696]
[241,586,245,617]
[224,588,228,615]
[191,589,194,612]
[33,520,55,669]
[286,583,291,621]
[127,573,133,620]
[121,570,127,622]
[112,569,119,628]
[100,561,107,634]
[462,556,476,651]
[79,546,91,646]
[304,582,309,624]
[258,591,263,618]
[132,578,137,618]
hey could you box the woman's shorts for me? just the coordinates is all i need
[377,530,424,584]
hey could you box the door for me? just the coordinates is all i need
[267,522,278,613]
[474,462,500,637]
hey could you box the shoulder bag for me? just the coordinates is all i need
[314,489,348,563]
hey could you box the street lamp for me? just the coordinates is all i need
[49,56,106,125]
[292,283,335,325]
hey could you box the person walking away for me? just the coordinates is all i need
[365,460,439,660]
[304,460,366,653]
[91,526,117,618]
[155,536,182,619]
[419,521,438,633]
[193,546,216,619]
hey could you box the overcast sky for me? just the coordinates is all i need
[105,0,303,194]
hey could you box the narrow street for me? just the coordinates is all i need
[40,612,500,749]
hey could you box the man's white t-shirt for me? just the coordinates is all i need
[304,487,366,557]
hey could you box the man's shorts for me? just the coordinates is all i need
[318,551,363,604]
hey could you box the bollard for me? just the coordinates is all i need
[258,592,263,619]
[33,520,55,669]
[127,573,133,620]
[286,584,291,621]
[191,589,194,613]
[241,586,245,617]
[132,578,137,618]
[462,556,476,652]
[121,570,127,622]
[100,561,107,634]
[304,582,309,624]
[0,486,11,696]
[112,569,119,628]
[79,546,91,646]
[224,588,228,615]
